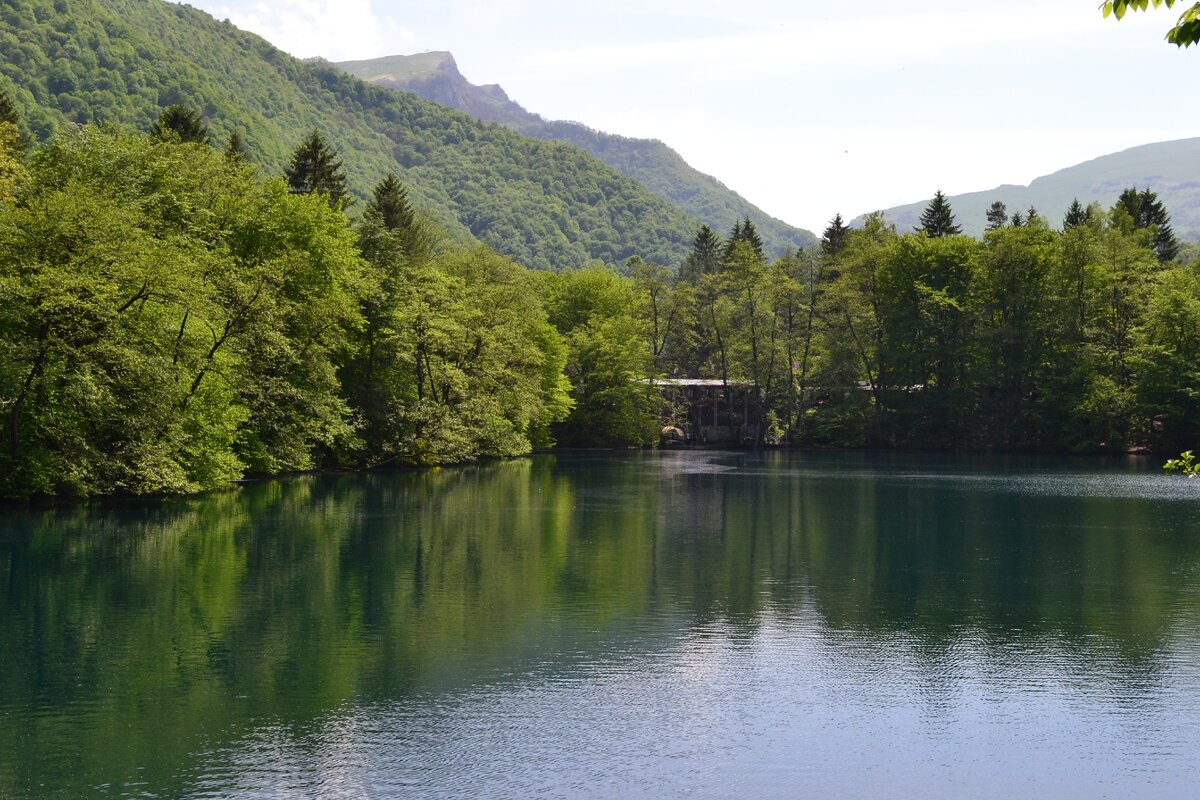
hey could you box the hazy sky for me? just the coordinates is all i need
[189,0,1198,233]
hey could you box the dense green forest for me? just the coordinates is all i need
[620,197,1200,454]
[0,115,580,499]
[336,51,818,257]
[3,97,1199,500]
[0,0,708,270]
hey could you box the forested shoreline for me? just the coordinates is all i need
[1,99,1198,500]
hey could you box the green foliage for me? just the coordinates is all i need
[986,201,1008,231]
[0,127,364,497]
[0,122,24,201]
[338,52,819,257]
[0,125,575,499]
[0,0,705,271]
[1063,198,1090,229]
[150,103,210,144]
[1115,186,1179,262]
[918,190,962,237]
[1102,0,1200,46]
[541,267,659,447]
[224,129,247,162]
[1164,450,1200,476]
[821,214,850,256]
[285,129,348,209]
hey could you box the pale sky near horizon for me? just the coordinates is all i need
[187,0,1198,234]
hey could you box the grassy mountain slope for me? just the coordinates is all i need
[338,52,818,256]
[0,0,707,270]
[859,139,1200,239]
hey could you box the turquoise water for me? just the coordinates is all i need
[2,451,1199,798]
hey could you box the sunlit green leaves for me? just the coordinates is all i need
[1102,0,1200,46]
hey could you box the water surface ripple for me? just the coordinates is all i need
[2,451,1198,798]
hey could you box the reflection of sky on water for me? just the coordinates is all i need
[194,607,1200,799]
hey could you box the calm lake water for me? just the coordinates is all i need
[2,451,1200,798]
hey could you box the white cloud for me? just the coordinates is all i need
[199,0,414,60]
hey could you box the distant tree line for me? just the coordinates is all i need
[613,187,1198,453]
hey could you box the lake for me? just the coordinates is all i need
[2,451,1199,798]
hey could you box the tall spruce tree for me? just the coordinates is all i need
[224,129,247,162]
[1010,211,1025,227]
[723,217,764,262]
[285,130,348,208]
[917,190,961,237]
[985,201,1008,231]
[682,224,722,283]
[723,219,745,262]
[150,104,210,145]
[365,172,429,262]
[366,173,415,231]
[1063,198,1089,229]
[821,213,850,256]
[1116,187,1178,262]
[740,217,765,260]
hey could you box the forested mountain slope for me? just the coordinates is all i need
[859,139,1200,238]
[338,52,817,257]
[0,0,706,270]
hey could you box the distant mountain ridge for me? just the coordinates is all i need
[337,52,817,256]
[858,139,1200,239]
[0,0,726,271]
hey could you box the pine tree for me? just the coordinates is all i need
[985,201,1008,231]
[150,104,210,145]
[1063,198,1089,229]
[224,129,248,162]
[681,224,722,283]
[821,213,849,256]
[1026,206,1044,227]
[285,130,348,208]
[917,190,961,237]
[1010,212,1025,228]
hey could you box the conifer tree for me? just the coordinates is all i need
[723,217,764,262]
[682,224,722,283]
[285,130,348,208]
[1026,206,1044,227]
[1010,211,1025,227]
[917,190,961,237]
[985,201,1008,231]
[740,217,765,260]
[150,104,210,145]
[1063,198,1089,229]
[1116,187,1178,262]
[224,129,247,162]
[367,173,415,232]
[723,220,745,262]
[821,213,850,256]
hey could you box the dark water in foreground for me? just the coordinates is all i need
[2,451,1200,798]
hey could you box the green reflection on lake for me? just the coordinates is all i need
[1,452,1198,798]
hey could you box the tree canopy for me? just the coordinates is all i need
[1102,0,1200,46]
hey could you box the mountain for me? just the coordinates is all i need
[337,52,817,256]
[0,0,717,271]
[859,139,1200,239]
